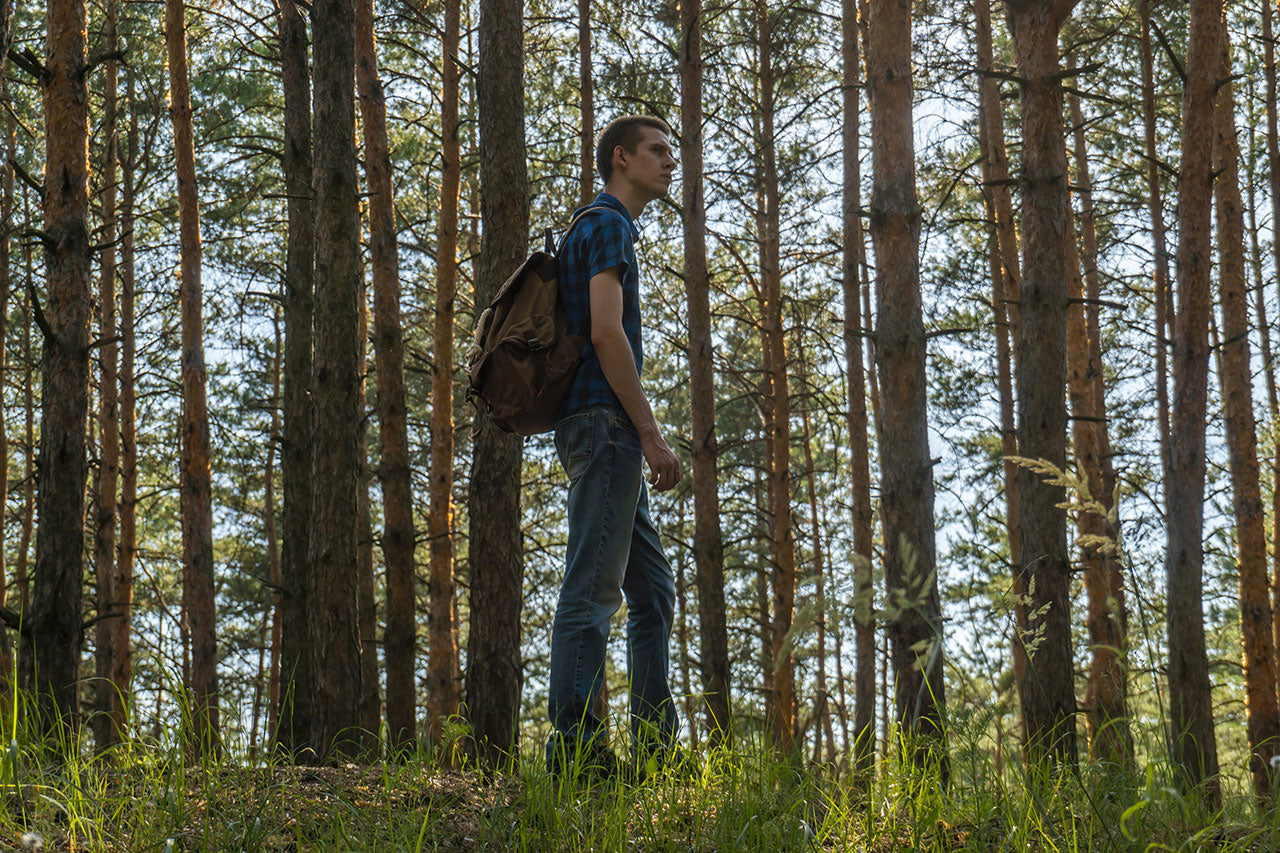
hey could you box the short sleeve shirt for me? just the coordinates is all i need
[556,192,643,419]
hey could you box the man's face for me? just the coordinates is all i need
[616,127,676,201]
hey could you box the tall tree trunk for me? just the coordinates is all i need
[465,0,528,766]
[113,65,137,756]
[0,79,11,701]
[681,0,730,746]
[975,0,1027,753]
[427,0,462,756]
[355,0,416,754]
[16,191,33,676]
[755,0,796,754]
[309,0,367,761]
[867,0,947,772]
[1067,92,1131,763]
[1262,0,1280,697]
[577,0,593,206]
[274,0,315,758]
[355,271,381,746]
[267,309,283,745]
[975,0,1022,347]
[1212,25,1280,802]
[1164,0,1223,806]
[167,0,219,757]
[841,0,875,780]
[93,0,122,752]
[26,0,91,748]
[799,364,830,763]
[1140,1,1172,497]
[1006,0,1078,770]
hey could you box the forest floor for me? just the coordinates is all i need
[0,736,1277,851]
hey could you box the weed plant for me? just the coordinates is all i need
[0,695,1276,851]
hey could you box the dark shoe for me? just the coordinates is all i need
[548,736,621,786]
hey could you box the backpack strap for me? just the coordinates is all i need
[554,204,612,254]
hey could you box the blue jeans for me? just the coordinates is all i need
[547,405,678,761]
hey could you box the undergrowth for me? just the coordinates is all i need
[0,701,1275,851]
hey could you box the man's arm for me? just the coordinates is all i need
[589,266,681,491]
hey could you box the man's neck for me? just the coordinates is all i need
[601,182,650,220]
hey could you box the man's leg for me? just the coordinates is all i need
[547,408,645,768]
[622,483,678,758]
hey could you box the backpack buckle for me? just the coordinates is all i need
[525,330,542,350]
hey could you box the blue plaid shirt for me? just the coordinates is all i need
[556,193,643,420]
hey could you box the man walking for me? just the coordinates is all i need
[547,115,682,780]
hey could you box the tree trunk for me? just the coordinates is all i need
[842,0,875,780]
[274,0,316,759]
[267,309,283,746]
[799,365,829,764]
[1067,92,1131,763]
[1262,0,1280,702]
[1140,2,1172,498]
[93,0,122,752]
[681,0,730,746]
[465,0,528,766]
[112,69,138,756]
[16,194,33,683]
[309,0,367,761]
[578,0,593,206]
[0,80,10,703]
[426,0,462,757]
[1007,0,1078,770]
[1164,0,1223,806]
[355,0,415,755]
[974,0,1028,754]
[26,0,92,749]
[1211,26,1280,802]
[167,0,220,757]
[355,270,381,747]
[867,0,947,772]
[755,0,796,755]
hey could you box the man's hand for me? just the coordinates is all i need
[641,431,682,492]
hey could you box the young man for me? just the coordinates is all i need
[546,115,682,779]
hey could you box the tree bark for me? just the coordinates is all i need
[112,66,138,758]
[1140,2,1172,499]
[0,79,10,702]
[26,0,91,748]
[1006,0,1078,770]
[274,0,316,758]
[93,0,122,752]
[867,0,947,772]
[1164,0,1223,806]
[427,0,462,757]
[465,0,528,766]
[1262,0,1280,699]
[842,0,875,780]
[267,309,283,746]
[1211,26,1280,802]
[1066,92,1131,763]
[681,0,730,746]
[355,269,381,747]
[578,0,593,206]
[974,0,1028,754]
[755,0,796,755]
[309,0,367,761]
[167,0,219,757]
[355,0,416,755]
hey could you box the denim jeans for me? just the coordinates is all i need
[546,404,678,762]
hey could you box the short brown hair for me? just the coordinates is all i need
[595,115,672,185]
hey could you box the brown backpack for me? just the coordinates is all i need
[465,206,607,435]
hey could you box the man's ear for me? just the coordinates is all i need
[613,144,626,172]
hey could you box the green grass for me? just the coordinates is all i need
[0,708,1275,851]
